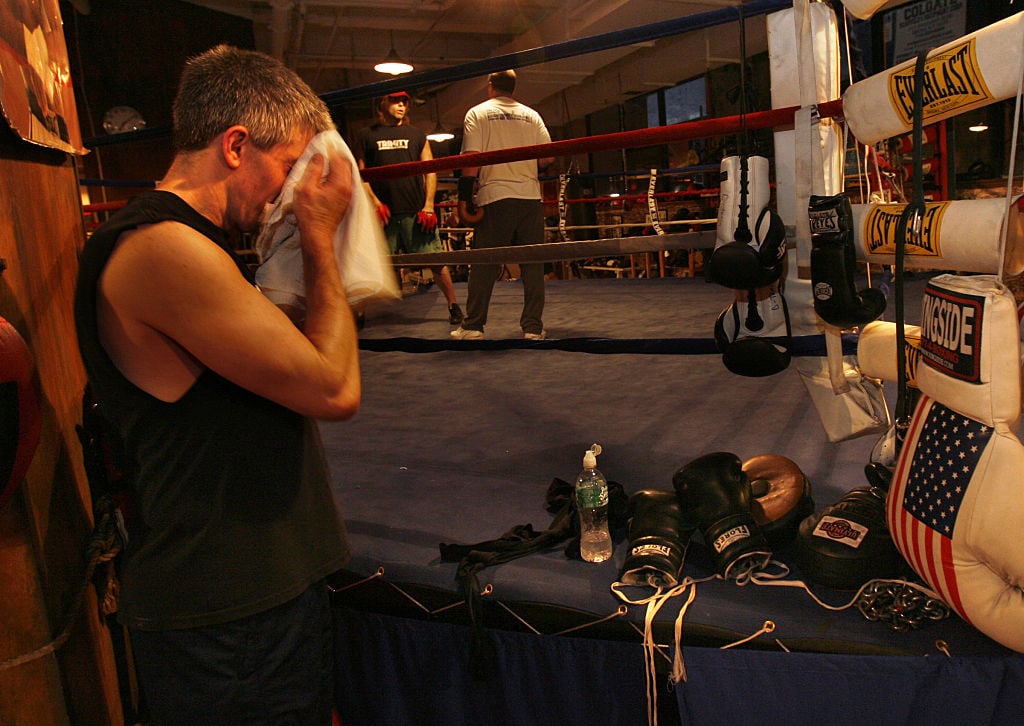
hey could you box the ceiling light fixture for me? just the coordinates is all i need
[374,32,413,75]
[426,125,454,143]
[426,96,454,142]
[968,119,990,132]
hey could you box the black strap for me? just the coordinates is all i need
[893,51,930,431]
[437,478,629,679]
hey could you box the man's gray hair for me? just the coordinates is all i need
[172,44,334,151]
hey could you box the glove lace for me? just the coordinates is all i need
[749,569,950,628]
[611,578,700,726]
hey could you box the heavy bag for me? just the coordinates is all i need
[887,274,1024,652]
[1,316,41,508]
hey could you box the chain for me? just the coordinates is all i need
[856,580,950,631]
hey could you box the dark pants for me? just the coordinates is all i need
[130,582,334,726]
[463,198,545,334]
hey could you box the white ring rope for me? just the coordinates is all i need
[998,30,1024,283]
[393,229,718,266]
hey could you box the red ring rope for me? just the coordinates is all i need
[83,100,841,218]
[361,100,844,183]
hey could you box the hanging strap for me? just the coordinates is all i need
[558,172,570,243]
[893,51,929,427]
[792,0,829,275]
[647,169,665,236]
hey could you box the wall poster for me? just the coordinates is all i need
[0,0,85,154]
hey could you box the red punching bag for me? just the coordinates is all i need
[1,315,41,508]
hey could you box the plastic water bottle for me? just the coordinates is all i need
[576,443,613,563]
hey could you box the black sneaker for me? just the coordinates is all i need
[448,303,464,325]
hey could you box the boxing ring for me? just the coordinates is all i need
[326,274,1024,726]
[315,7,1024,725]
[77,2,1024,723]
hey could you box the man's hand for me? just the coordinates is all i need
[456,175,483,226]
[293,151,352,249]
[375,203,391,226]
[416,209,437,232]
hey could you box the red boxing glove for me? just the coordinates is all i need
[375,203,391,226]
[416,210,438,232]
[1,316,41,509]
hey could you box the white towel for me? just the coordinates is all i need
[254,130,398,310]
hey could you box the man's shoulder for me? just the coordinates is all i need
[479,98,542,119]
[465,100,491,117]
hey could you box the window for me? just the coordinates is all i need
[662,77,706,126]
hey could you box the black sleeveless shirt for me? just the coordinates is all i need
[74,191,350,630]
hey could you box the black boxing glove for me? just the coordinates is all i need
[796,485,905,590]
[706,208,787,290]
[672,452,771,579]
[706,156,786,290]
[457,175,483,226]
[809,193,886,329]
[619,489,696,589]
[713,288,792,377]
[458,175,475,204]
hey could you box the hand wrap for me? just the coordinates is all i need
[416,210,438,232]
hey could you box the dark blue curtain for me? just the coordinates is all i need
[335,607,1024,726]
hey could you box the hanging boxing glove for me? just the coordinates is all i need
[672,452,771,579]
[713,285,792,377]
[809,193,886,329]
[887,274,1024,652]
[706,156,786,290]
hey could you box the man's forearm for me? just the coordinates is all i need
[425,172,437,210]
[302,235,359,389]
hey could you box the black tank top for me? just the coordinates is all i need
[74,191,349,629]
[358,123,427,213]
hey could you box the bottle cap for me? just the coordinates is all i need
[583,443,601,468]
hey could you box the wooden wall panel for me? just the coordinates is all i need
[0,127,121,724]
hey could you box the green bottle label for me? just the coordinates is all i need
[577,483,608,509]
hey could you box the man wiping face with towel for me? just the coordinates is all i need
[75,45,362,725]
